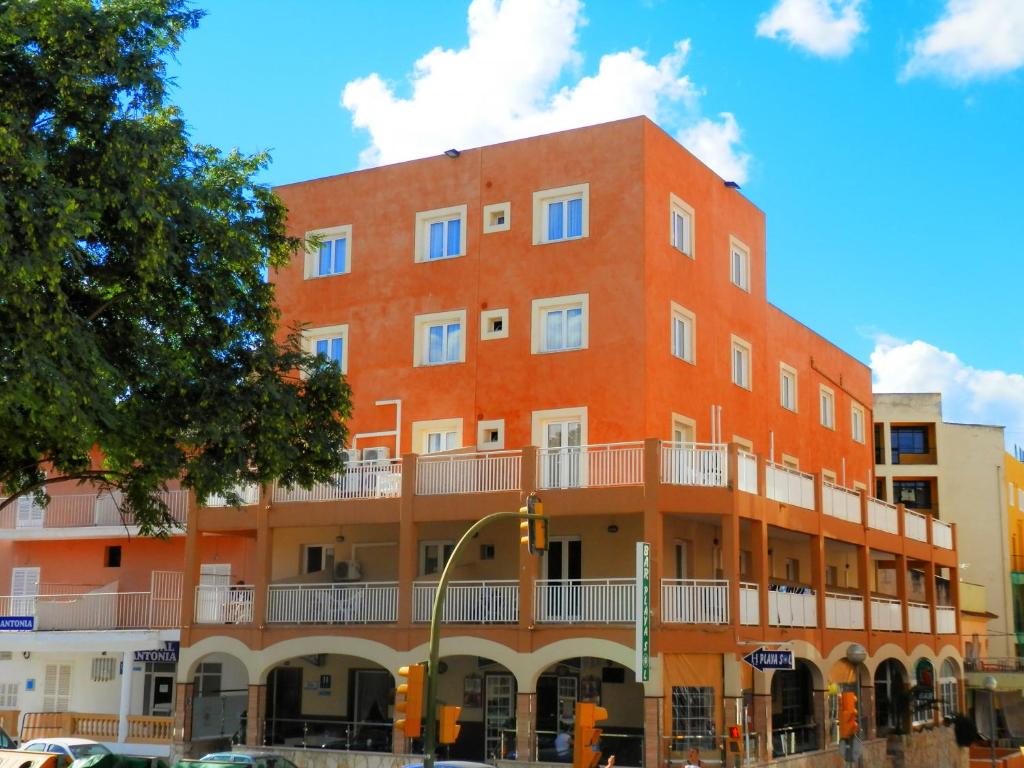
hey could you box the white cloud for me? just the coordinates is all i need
[871,335,1024,445]
[677,113,751,184]
[902,0,1024,81]
[340,0,749,179]
[756,0,866,58]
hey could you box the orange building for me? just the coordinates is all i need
[154,117,963,765]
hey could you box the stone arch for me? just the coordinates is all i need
[521,638,642,692]
[406,636,535,692]
[180,635,259,683]
[255,635,403,683]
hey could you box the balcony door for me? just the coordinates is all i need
[11,566,39,616]
[541,420,582,489]
[15,497,43,529]
[541,538,581,621]
[196,563,231,623]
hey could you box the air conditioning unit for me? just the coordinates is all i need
[334,560,363,581]
[342,448,360,463]
[362,447,390,462]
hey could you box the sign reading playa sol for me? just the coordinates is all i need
[0,616,35,631]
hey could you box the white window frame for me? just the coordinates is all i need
[671,413,697,444]
[669,194,695,257]
[729,236,751,292]
[302,324,350,375]
[413,310,467,367]
[302,544,332,574]
[531,294,589,354]
[780,362,798,412]
[732,435,754,452]
[480,308,509,341]
[411,418,463,455]
[851,403,866,443]
[731,335,752,390]
[670,302,696,364]
[0,682,18,708]
[531,407,588,448]
[820,385,836,430]
[419,540,455,577]
[782,454,800,470]
[304,224,352,279]
[477,419,505,450]
[414,205,468,262]
[482,202,511,234]
[532,183,590,245]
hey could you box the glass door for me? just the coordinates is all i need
[541,421,582,488]
[484,673,516,760]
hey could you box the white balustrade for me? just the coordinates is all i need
[266,583,397,624]
[534,579,635,623]
[416,451,521,495]
[908,602,931,633]
[822,482,861,524]
[737,451,758,494]
[1,489,187,530]
[825,592,865,630]
[660,443,728,487]
[537,443,644,490]
[0,586,181,631]
[904,510,928,542]
[194,584,254,624]
[764,463,815,510]
[871,597,903,631]
[661,580,729,624]
[412,581,518,623]
[203,484,260,508]
[273,459,403,502]
[931,519,953,549]
[768,587,817,627]
[740,583,760,625]
[867,498,898,534]
[936,605,957,634]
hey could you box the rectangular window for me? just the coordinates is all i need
[316,337,344,365]
[303,545,329,574]
[851,404,866,443]
[414,311,467,366]
[415,205,467,262]
[894,480,933,511]
[780,363,797,412]
[820,386,835,429]
[891,426,929,463]
[412,418,463,455]
[0,682,17,708]
[429,217,462,260]
[91,657,116,683]
[420,541,455,576]
[304,324,350,375]
[731,336,751,389]
[532,295,589,354]
[671,303,696,363]
[671,686,715,746]
[318,235,348,276]
[670,194,695,256]
[533,184,590,244]
[426,431,457,453]
[304,225,352,278]
[104,546,121,568]
[547,198,583,241]
[784,558,800,582]
[729,236,751,291]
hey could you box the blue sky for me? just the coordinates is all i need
[167,0,1024,444]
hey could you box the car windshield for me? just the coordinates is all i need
[0,728,12,749]
[69,744,112,758]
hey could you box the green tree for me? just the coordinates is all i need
[0,0,352,535]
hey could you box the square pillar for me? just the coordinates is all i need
[642,438,664,633]
[751,519,769,631]
[173,682,194,745]
[811,688,827,752]
[519,447,540,631]
[251,488,271,634]
[180,493,200,643]
[643,696,662,768]
[810,534,826,630]
[516,692,535,761]
[245,684,266,746]
[398,453,417,626]
[117,653,134,743]
[751,691,772,763]
[861,685,876,739]
[721,511,741,629]
[858,544,873,633]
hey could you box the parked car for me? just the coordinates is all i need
[0,725,16,749]
[196,753,298,768]
[21,738,112,763]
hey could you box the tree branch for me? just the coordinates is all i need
[0,469,129,511]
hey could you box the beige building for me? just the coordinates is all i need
[874,393,1011,657]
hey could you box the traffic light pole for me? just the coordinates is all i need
[422,509,546,768]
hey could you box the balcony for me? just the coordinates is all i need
[737,450,758,494]
[533,578,635,623]
[908,601,931,633]
[867,497,899,534]
[764,463,815,510]
[904,510,928,542]
[203,484,260,507]
[194,584,254,624]
[660,442,728,487]
[931,518,953,549]
[272,459,402,503]
[538,442,644,490]
[825,592,865,630]
[412,580,518,623]
[266,582,398,624]
[740,583,760,625]
[871,597,903,631]
[936,605,956,634]
[821,482,861,524]
[416,451,521,495]
[660,579,729,624]
[767,586,816,627]
[0,490,187,535]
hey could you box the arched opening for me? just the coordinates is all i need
[874,659,908,735]
[938,658,961,717]
[770,659,819,757]
[191,652,249,744]
[535,657,643,767]
[911,659,936,726]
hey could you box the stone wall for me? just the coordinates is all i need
[742,726,967,768]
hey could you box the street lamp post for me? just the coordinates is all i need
[844,643,868,768]
[984,676,998,768]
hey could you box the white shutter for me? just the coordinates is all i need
[0,682,17,708]
[11,567,39,615]
[16,497,44,528]
[43,664,72,712]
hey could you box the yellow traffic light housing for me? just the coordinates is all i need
[573,701,608,768]
[519,494,547,555]
[395,663,425,738]
[439,704,462,744]
[839,691,858,740]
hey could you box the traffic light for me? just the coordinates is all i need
[839,691,858,740]
[573,701,608,768]
[519,494,547,555]
[439,705,462,744]
[395,663,425,738]
[725,723,744,766]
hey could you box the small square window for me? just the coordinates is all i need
[415,205,467,262]
[670,194,695,257]
[731,336,752,390]
[480,308,509,340]
[532,184,590,244]
[483,202,511,234]
[104,545,121,568]
[477,419,505,450]
[729,236,751,292]
[304,225,352,279]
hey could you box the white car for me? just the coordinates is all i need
[21,738,112,762]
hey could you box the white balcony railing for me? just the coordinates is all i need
[412,581,518,623]
[1,489,188,530]
[936,605,957,634]
[740,583,760,625]
[266,582,397,624]
[764,463,815,510]
[660,442,728,487]
[273,459,403,503]
[867,497,899,534]
[737,451,758,494]
[661,579,729,624]
[871,597,903,631]
[0,583,181,631]
[416,451,521,496]
[534,579,635,623]
[822,482,861,524]
[932,519,953,549]
[537,443,644,490]
[825,592,865,630]
[768,587,817,627]
[194,584,254,624]
[908,602,931,633]
[904,510,928,542]
[203,484,260,508]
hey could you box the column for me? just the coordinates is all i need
[751,519,769,631]
[642,438,663,630]
[750,669,772,764]
[810,533,826,631]
[117,652,135,743]
[860,684,876,739]
[924,559,937,636]
[895,552,909,639]
[515,692,535,762]
[811,688,827,752]
[721,511,741,630]
[397,453,417,626]
[643,697,662,768]
[858,544,873,634]
[179,492,200,644]
[173,682,194,746]
[251,486,271,635]
[245,684,266,746]
[519,447,539,631]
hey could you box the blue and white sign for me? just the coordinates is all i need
[133,640,179,663]
[0,616,35,631]
[742,648,794,671]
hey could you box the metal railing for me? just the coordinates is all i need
[0,489,187,530]
[661,579,729,624]
[412,580,518,623]
[534,578,635,623]
[867,497,899,534]
[737,450,758,493]
[191,690,248,740]
[904,509,928,541]
[908,601,931,633]
[768,586,816,627]
[871,596,903,631]
[194,584,254,624]
[272,459,403,503]
[660,442,728,487]
[416,450,522,495]
[764,463,815,510]
[203,484,260,507]
[0,585,181,631]
[936,605,956,634]
[824,592,864,630]
[931,518,953,549]
[740,582,760,625]
[821,481,861,523]
[537,442,644,489]
[263,716,393,752]
[266,582,398,624]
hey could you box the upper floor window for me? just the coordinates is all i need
[420,540,455,576]
[729,236,751,291]
[731,336,752,389]
[303,324,349,374]
[304,225,351,278]
[894,479,933,511]
[670,194,695,256]
[819,385,835,429]
[415,205,467,262]
[671,303,696,364]
[780,363,798,412]
[851,403,866,443]
[532,294,589,354]
[890,426,929,463]
[426,430,457,453]
[413,310,466,366]
[532,183,590,244]
[412,418,463,455]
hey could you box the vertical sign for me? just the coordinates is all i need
[635,541,651,682]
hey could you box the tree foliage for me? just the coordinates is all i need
[0,0,352,535]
